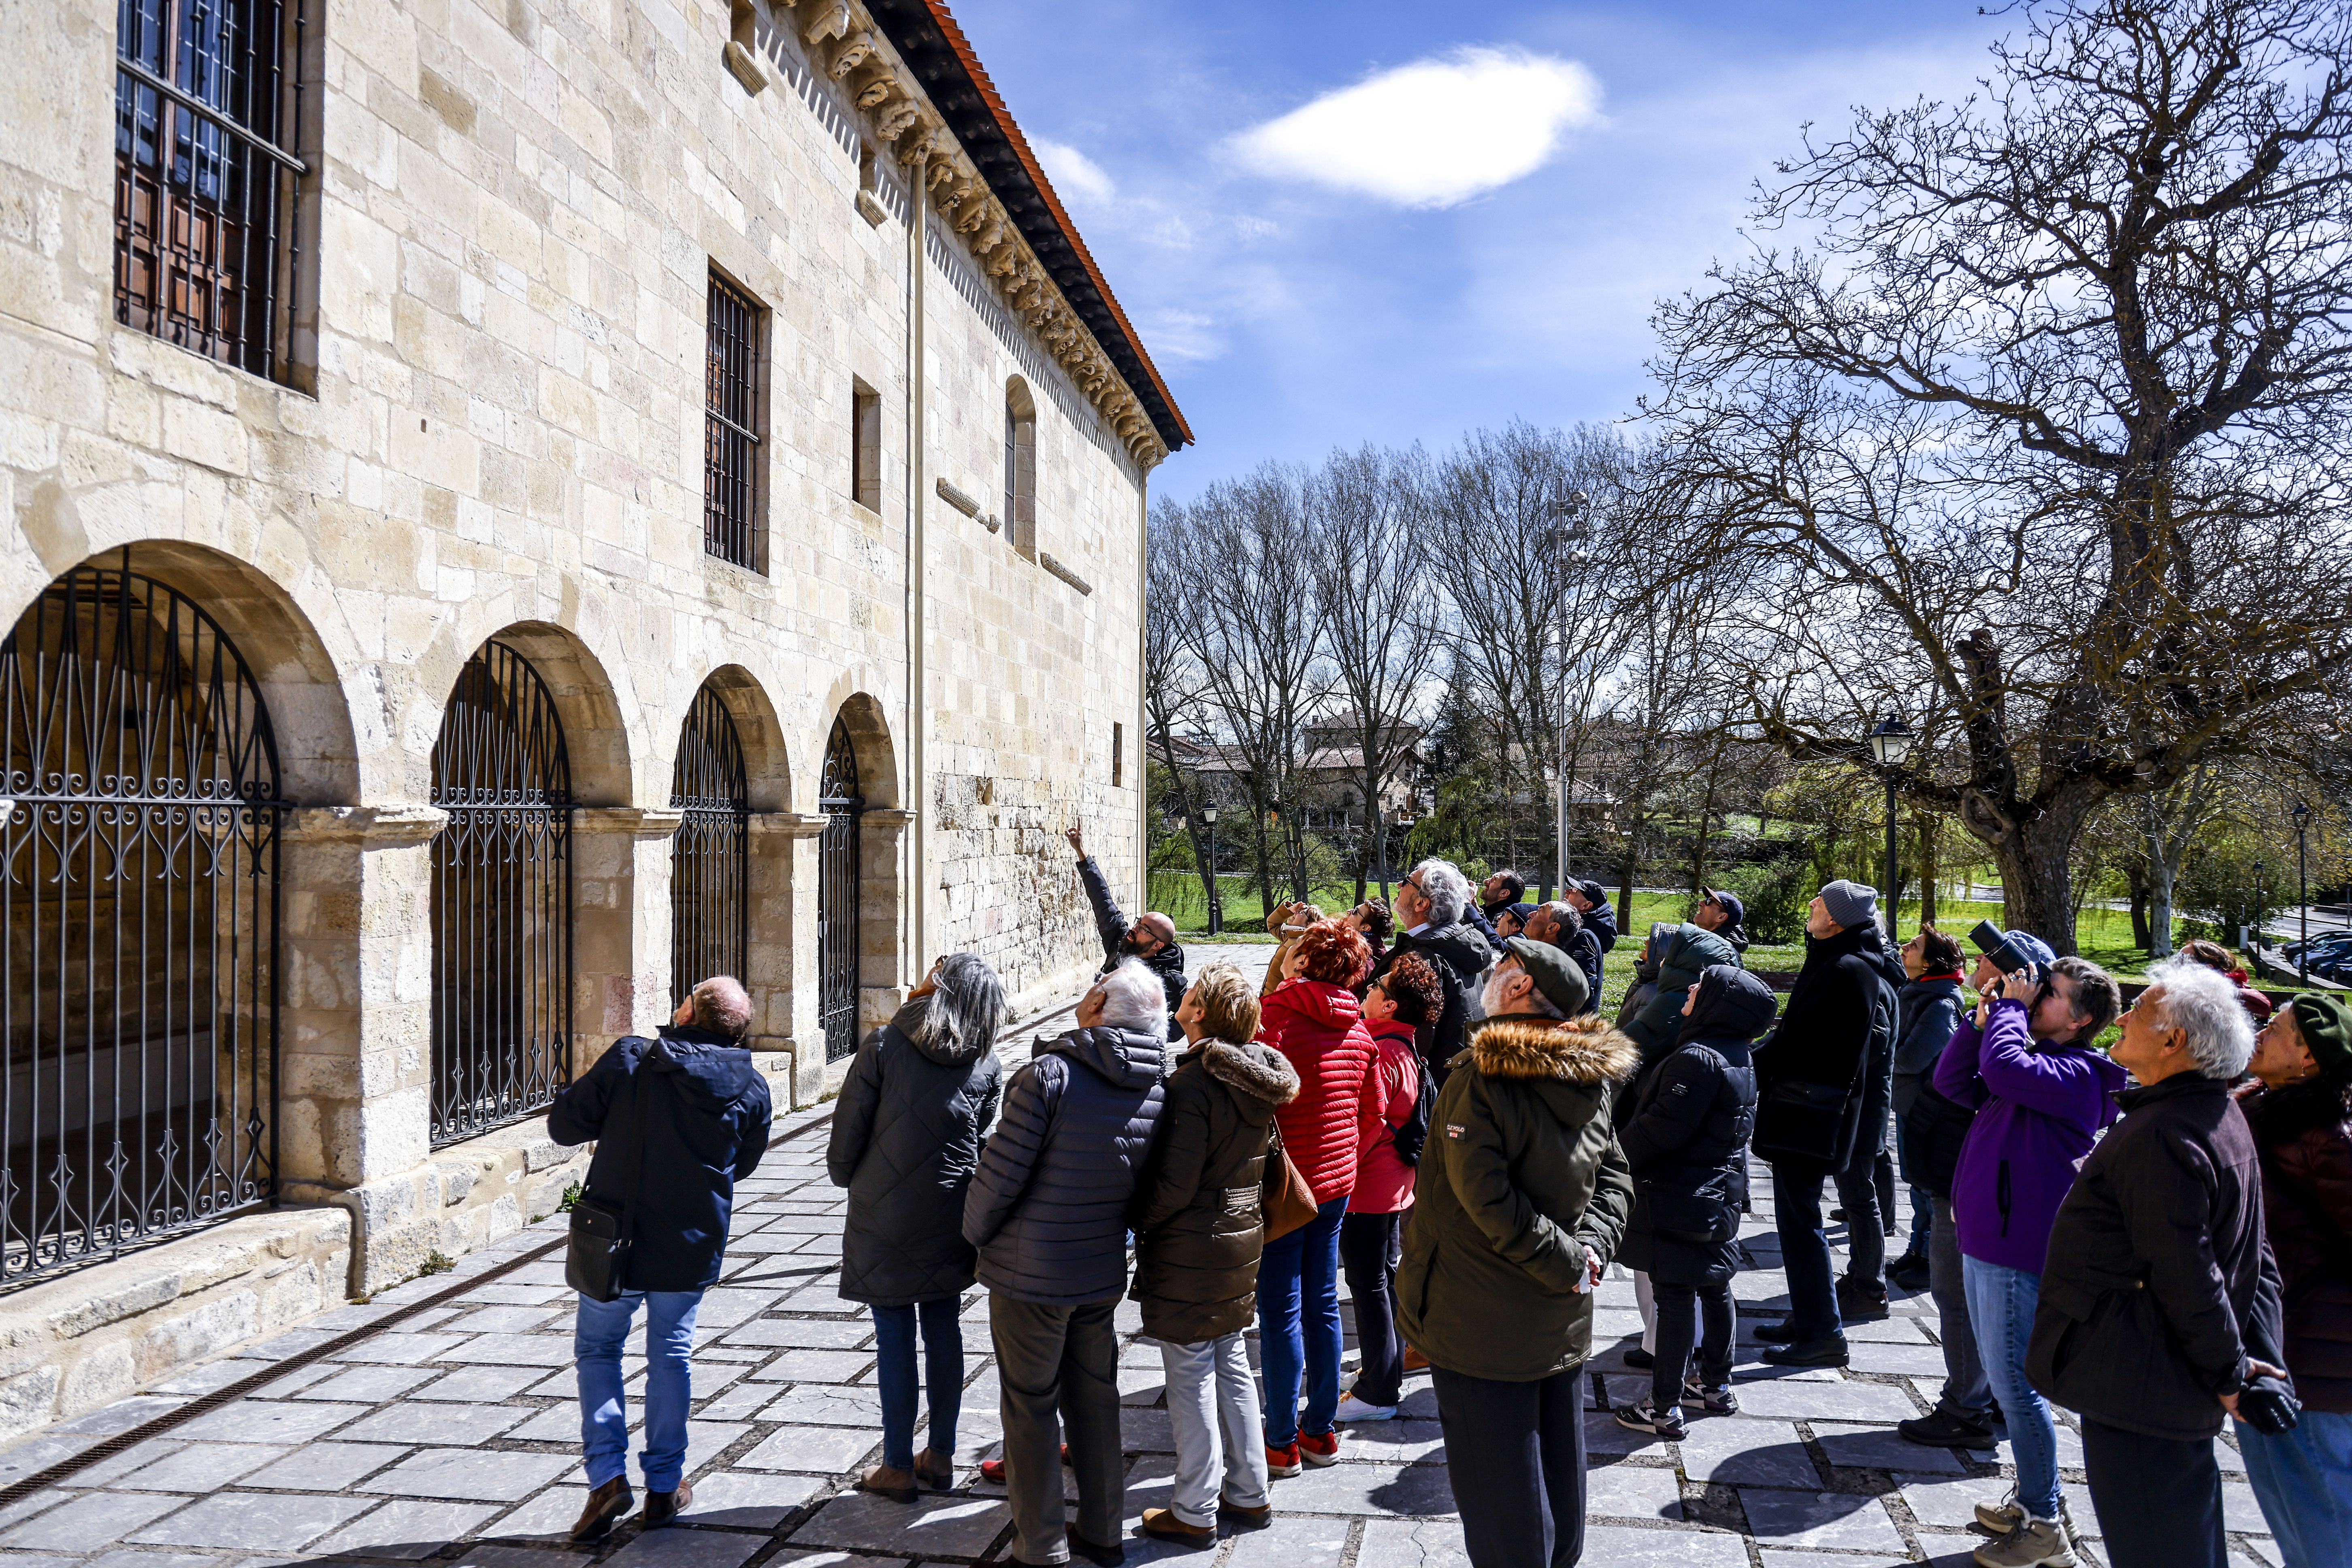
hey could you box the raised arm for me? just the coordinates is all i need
[1068,824,1127,963]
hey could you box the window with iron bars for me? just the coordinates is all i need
[114,0,309,385]
[704,269,765,570]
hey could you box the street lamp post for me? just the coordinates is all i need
[1202,805,1222,937]
[2293,801,2312,984]
[1866,714,1915,938]
[2253,861,2266,956]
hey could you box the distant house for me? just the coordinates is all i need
[1160,712,1428,827]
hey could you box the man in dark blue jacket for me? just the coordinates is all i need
[965,960,1167,1568]
[549,976,773,1541]
[1067,823,1185,1036]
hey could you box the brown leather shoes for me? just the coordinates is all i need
[639,1479,693,1529]
[912,1447,955,1489]
[860,1461,918,1503]
[569,1476,634,1542]
[1402,1344,1430,1372]
[1220,1496,1273,1529]
[1140,1508,1217,1546]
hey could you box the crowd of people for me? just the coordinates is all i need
[545,829,2352,1568]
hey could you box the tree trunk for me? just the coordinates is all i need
[1985,816,2086,955]
[2128,864,2150,951]
[1917,813,1940,929]
[1246,782,1276,914]
[2147,837,2177,959]
[1617,810,1643,942]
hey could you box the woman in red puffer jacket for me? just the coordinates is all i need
[1254,920,1383,1476]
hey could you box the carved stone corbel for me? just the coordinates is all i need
[802,0,849,44]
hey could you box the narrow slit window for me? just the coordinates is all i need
[704,268,764,569]
[1004,378,1037,559]
[852,380,880,512]
[1113,721,1124,787]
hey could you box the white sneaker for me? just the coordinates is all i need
[1332,1393,1397,1423]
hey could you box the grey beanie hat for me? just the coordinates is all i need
[1817,879,1879,931]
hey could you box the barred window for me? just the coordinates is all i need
[704,269,764,569]
[114,0,307,383]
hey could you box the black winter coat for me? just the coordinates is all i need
[1583,897,1620,954]
[1129,1039,1300,1343]
[547,1028,773,1292]
[1563,928,1604,1015]
[1079,856,1185,1036]
[963,1025,1167,1305]
[2028,1073,2287,1441]
[827,998,1005,1306]
[2239,1079,2352,1414]
[1617,966,1770,1286]
[1754,922,1902,1174]
[1375,920,1494,1080]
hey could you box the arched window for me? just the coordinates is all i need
[0,565,285,1285]
[818,716,864,1061]
[1003,377,1037,560]
[429,643,572,1144]
[671,685,748,1005]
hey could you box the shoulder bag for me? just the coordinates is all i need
[1259,1120,1319,1242]
[565,1046,659,1302]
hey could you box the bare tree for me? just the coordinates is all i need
[1142,504,1221,915]
[1309,445,1442,901]
[1647,0,2352,947]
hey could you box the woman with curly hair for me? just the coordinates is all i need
[1335,951,1442,1423]
[1255,918,1383,1476]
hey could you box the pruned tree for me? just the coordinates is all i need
[1647,0,2352,948]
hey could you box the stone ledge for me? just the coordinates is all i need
[0,1206,352,1444]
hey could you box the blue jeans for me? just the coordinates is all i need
[575,1289,703,1493]
[1257,1194,1347,1447]
[1770,1165,1843,1340]
[1962,1255,2060,1520]
[871,1300,963,1471]
[1891,1114,1933,1253]
[2241,1408,2352,1568]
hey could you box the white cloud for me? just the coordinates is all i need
[1032,137,1117,205]
[1230,47,1601,209]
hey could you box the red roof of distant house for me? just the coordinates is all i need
[865,0,1192,453]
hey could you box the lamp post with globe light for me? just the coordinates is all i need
[1866,714,1915,938]
[2293,801,2312,984]
[1201,805,1222,937]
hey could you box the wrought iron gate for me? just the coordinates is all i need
[0,565,285,1288]
[818,717,862,1061]
[429,643,571,1144]
[670,686,747,1005]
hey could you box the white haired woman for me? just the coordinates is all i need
[2026,959,2293,1568]
[829,954,1007,1501]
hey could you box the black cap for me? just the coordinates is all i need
[1572,879,1609,908]
[1702,887,1746,927]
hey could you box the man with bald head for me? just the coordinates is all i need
[550,974,774,1540]
[1068,824,1187,1038]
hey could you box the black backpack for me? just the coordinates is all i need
[1392,1048,1436,1165]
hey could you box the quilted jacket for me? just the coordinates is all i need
[1258,978,1383,1205]
[2239,1078,2352,1413]
[963,1025,1167,1305]
[827,997,1005,1306]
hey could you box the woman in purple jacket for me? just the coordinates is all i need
[1931,955,2124,1568]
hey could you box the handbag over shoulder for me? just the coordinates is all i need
[565,1043,662,1302]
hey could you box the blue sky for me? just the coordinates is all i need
[950,1,2011,498]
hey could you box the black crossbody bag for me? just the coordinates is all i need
[565,1049,659,1302]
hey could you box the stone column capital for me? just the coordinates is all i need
[750,810,829,839]
[575,806,686,840]
[863,807,916,830]
[282,803,449,848]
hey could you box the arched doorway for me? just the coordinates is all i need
[670,685,748,1004]
[0,564,286,1286]
[818,716,864,1061]
[429,642,572,1144]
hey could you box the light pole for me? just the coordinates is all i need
[2253,861,2267,956]
[1202,805,1222,937]
[2293,800,2312,984]
[1866,714,1915,938]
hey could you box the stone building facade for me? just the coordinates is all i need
[0,0,1187,1438]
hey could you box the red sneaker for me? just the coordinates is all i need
[1264,1442,1302,1478]
[978,1445,1069,1486]
[1297,1430,1341,1468]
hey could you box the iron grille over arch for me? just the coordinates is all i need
[670,686,748,1007]
[818,718,863,1062]
[428,643,573,1145]
[0,565,286,1289]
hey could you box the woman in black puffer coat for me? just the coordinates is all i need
[828,954,1006,1498]
[1614,964,1772,1438]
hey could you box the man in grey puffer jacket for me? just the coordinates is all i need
[965,960,1168,1568]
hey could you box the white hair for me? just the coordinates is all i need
[1092,959,1167,1034]
[1411,859,1472,929]
[2145,958,2255,1081]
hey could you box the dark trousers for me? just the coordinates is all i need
[1432,1363,1589,1568]
[870,1299,961,1471]
[1339,1210,1404,1406]
[990,1293,1124,1564]
[1832,1145,1887,1294]
[1927,1194,1989,1412]
[2082,1417,2228,1568]
[1770,1163,1843,1341]
[1650,1280,1734,1410]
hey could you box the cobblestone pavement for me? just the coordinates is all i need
[0,999,2280,1568]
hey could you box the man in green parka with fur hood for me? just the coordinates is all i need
[1398,937,1636,1568]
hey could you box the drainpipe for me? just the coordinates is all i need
[906,157,929,972]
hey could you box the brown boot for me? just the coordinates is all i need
[912,1447,955,1489]
[569,1476,634,1542]
[859,1461,918,1504]
[1220,1496,1273,1530]
[1140,1508,1217,1547]
[1402,1344,1430,1373]
[639,1479,694,1529]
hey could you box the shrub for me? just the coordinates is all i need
[1717,858,1812,944]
